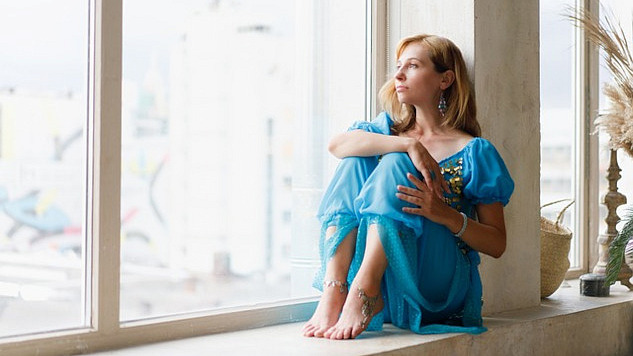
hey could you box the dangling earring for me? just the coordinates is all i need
[438,91,447,117]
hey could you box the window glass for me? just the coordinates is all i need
[120,0,367,320]
[597,1,633,245]
[539,0,578,266]
[0,1,89,337]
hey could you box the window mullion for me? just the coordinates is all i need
[367,0,388,118]
[91,0,122,332]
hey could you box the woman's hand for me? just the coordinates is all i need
[396,172,451,223]
[397,172,508,258]
[406,139,449,198]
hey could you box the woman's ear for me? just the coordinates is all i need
[440,70,455,90]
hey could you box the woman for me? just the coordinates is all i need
[302,34,514,340]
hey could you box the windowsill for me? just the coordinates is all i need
[85,280,633,355]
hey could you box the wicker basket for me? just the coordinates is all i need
[540,199,574,298]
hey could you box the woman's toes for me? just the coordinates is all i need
[328,328,341,340]
[302,325,315,337]
[323,326,337,339]
[314,326,329,338]
[302,281,349,338]
[351,325,364,339]
[341,328,352,339]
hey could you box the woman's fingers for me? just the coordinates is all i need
[436,166,449,193]
[406,172,446,199]
[418,168,434,190]
[396,191,423,207]
[415,161,447,198]
[428,166,448,198]
[397,176,427,207]
[402,206,424,215]
[405,173,426,191]
[396,185,422,198]
[406,141,449,196]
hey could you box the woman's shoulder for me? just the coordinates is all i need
[464,136,498,153]
[460,137,509,167]
[462,136,514,205]
[456,132,475,147]
[374,111,394,126]
[370,111,394,135]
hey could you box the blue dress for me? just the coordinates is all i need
[313,112,514,335]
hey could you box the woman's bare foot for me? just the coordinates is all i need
[323,284,384,340]
[302,280,349,337]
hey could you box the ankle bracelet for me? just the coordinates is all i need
[323,280,349,293]
[357,287,379,330]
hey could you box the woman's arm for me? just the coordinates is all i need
[444,202,506,258]
[329,130,449,195]
[396,173,507,258]
[328,130,413,158]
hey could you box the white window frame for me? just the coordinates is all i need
[0,1,387,354]
[567,0,600,279]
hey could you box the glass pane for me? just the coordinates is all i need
[539,0,578,266]
[597,1,633,249]
[120,0,367,320]
[0,1,89,337]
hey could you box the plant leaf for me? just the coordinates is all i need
[606,207,633,284]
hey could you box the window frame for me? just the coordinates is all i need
[566,0,600,279]
[0,0,385,354]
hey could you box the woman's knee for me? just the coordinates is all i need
[340,156,379,168]
[378,152,416,172]
[335,156,379,178]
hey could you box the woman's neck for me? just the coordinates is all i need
[410,105,447,137]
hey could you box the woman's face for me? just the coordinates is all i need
[394,42,445,107]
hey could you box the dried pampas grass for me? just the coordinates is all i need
[568,6,633,157]
[596,83,633,157]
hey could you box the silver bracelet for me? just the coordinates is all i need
[454,212,468,238]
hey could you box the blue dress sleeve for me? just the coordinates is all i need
[463,138,514,206]
[347,111,393,135]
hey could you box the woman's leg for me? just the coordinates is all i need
[302,226,357,337]
[323,224,386,340]
[304,156,379,337]
[324,153,423,339]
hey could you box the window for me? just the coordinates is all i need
[539,0,579,269]
[597,0,633,261]
[540,0,633,277]
[0,0,372,352]
[0,0,89,338]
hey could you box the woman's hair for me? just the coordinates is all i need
[379,34,481,137]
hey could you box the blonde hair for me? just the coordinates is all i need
[379,34,480,137]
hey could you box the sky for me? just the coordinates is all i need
[0,0,88,93]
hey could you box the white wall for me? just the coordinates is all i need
[388,0,541,314]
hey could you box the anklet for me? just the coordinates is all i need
[357,287,379,330]
[323,280,349,293]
